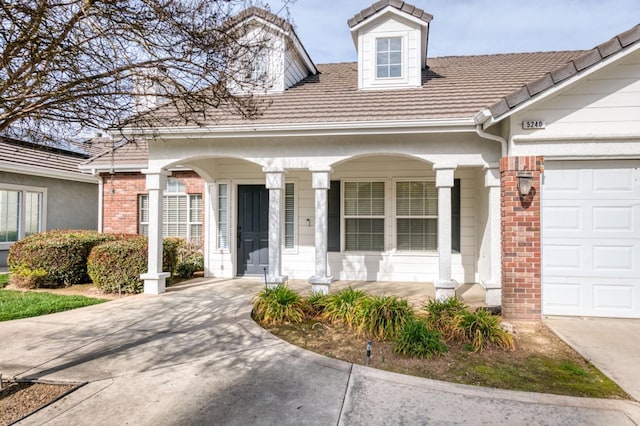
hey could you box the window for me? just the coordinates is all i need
[217,183,228,249]
[344,181,385,251]
[396,181,437,251]
[284,182,295,249]
[0,186,44,245]
[139,187,203,243]
[376,37,402,78]
[328,180,341,252]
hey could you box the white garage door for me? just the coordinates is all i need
[542,160,640,318]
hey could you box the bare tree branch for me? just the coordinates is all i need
[0,0,292,142]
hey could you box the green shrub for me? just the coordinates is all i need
[174,240,204,279]
[88,236,147,293]
[356,295,415,340]
[8,265,48,289]
[7,230,117,287]
[320,287,369,328]
[253,286,306,325]
[393,319,448,358]
[87,236,181,294]
[459,309,515,352]
[163,237,184,277]
[0,273,10,288]
[423,297,467,341]
[305,292,329,318]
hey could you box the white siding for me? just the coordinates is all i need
[203,156,480,283]
[357,14,422,90]
[511,50,640,157]
[284,48,309,90]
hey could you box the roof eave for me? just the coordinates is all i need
[487,27,640,126]
[119,118,478,140]
[0,162,99,184]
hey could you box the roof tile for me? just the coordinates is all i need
[505,87,530,108]
[489,99,510,117]
[597,37,623,58]
[526,73,554,96]
[617,24,640,47]
[348,1,432,28]
[572,48,602,71]
[550,62,578,83]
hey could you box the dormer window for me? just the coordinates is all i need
[376,37,402,79]
[249,49,269,83]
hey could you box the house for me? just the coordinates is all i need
[0,136,101,267]
[81,1,640,320]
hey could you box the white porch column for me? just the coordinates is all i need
[141,169,170,294]
[434,165,457,300]
[309,169,333,294]
[482,165,502,306]
[264,168,288,287]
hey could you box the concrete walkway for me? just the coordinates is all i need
[545,316,640,402]
[1,278,638,425]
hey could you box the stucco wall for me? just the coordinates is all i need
[0,171,98,267]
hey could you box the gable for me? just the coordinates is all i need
[510,48,640,141]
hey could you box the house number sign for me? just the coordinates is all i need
[522,120,546,129]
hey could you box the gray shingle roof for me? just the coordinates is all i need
[489,24,640,117]
[0,136,90,176]
[150,50,585,127]
[348,1,433,28]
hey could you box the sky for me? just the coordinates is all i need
[266,0,640,64]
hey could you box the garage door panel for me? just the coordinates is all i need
[543,161,640,318]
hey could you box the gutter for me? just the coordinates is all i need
[116,118,478,139]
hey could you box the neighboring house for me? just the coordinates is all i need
[81,2,640,320]
[0,136,100,267]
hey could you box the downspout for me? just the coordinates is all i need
[474,109,507,157]
[94,171,104,233]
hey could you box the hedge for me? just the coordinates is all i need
[7,230,118,287]
[87,236,180,294]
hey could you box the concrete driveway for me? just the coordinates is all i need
[545,316,640,402]
[1,278,639,425]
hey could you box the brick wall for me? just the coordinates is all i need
[102,171,205,234]
[500,156,543,321]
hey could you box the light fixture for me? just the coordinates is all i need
[516,170,533,197]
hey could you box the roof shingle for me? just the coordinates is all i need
[348,0,433,28]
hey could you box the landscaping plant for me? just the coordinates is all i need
[393,318,448,358]
[320,287,368,328]
[422,297,467,341]
[356,295,415,340]
[253,286,307,325]
[459,308,515,352]
[7,230,117,287]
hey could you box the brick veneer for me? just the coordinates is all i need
[500,156,543,320]
[102,171,205,234]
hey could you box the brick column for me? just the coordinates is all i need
[500,156,543,320]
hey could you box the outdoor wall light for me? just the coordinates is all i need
[516,170,533,197]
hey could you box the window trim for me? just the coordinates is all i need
[138,190,203,243]
[394,179,438,252]
[0,183,46,250]
[342,180,386,253]
[283,181,297,253]
[375,36,403,80]
[216,182,230,251]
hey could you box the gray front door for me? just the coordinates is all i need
[237,185,269,276]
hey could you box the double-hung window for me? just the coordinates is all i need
[344,181,385,251]
[376,37,402,78]
[284,182,295,250]
[0,185,44,245]
[138,178,203,242]
[396,181,438,251]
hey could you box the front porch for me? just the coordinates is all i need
[168,276,488,310]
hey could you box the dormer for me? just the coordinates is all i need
[227,7,317,94]
[348,1,432,90]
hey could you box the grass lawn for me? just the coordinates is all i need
[0,288,107,322]
[0,274,8,288]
